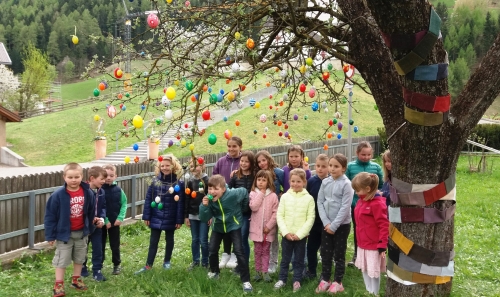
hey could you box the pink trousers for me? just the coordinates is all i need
[254,241,271,273]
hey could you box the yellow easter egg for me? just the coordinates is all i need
[255,102,261,108]
[234,32,241,40]
[304,156,309,162]
[180,139,187,147]
[189,144,195,151]
[124,156,131,164]
[132,115,144,128]
[166,87,176,100]
[94,115,100,121]
[167,0,173,3]
[227,91,235,101]
[72,35,79,45]
[174,80,180,86]
[299,65,306,74]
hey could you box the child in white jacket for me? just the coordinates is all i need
[249,170,279,282]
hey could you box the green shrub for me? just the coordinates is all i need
[377,127,388,152]
[470,124,500,150]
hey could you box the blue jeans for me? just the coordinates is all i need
[83,228,103,272]
[189,219,209,265]
[240,214,251,263]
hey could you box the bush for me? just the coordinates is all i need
[469,124,500,150]
[377,127,388,152]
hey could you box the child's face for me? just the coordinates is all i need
[105,169,117,184]
[289,174,305,192]
[160,160,173,175]
[384,156,392,172]
[257,155,269,170]
[227,140,241,158]
[89,174,106,189]
[357,147,372,162]
[314,159,329,179]
[256,177,268,191]
[288,151,302,168]
[355,186,371,197]
[208,185,225,201]
[64,169,83,191]
[189,161,203,177]
[329,158,345,179]
[240,156,251,172]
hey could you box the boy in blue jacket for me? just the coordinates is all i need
[81,166,107,281]
[44,163,96,297]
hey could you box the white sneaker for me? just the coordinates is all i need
[219,253,230,269]
[268,262,277,274]
[226,253,238,269]
[274,280,286,290]
[242,282,253,292]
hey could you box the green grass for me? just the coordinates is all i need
[0,156,498,296]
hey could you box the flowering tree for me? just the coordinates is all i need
[0,64,20,107]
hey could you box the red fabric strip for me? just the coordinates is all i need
[403,87,451,112]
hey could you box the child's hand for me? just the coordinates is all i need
[263,227,270,234]
[202,196,209,206]
[49,240,55,246]
[144,220,150,226]
[185,218,191,227]
[207,218,213,226]
[292,234,300,241]
[175,224,181,229]
[303,162,310,171]
[285,233,293,241]
[114,220,122,227]
[324,224,335,234]
[230,169,238,178]
[106,222,112,229]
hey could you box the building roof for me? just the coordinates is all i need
[0,105,21,122]
[0,43,12,65]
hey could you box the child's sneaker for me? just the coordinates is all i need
[207,272,219,279]
[187,262,200,271]
[268,262,277,273]
[163,262,171,270]
[112,265,121,275]
[219,253,230,269]
[274,280,286,290]
[53,282,65,297]
[70,277,88,291]
[226,253,237,269]
[315,280,331,293]
[293,281,301,292]
[328,282,344,293]
[253,271,262,281]
[262,272,272,282]
[134,265,151,275]
[242,282,253,293]
[93,270,107,282]
[81,266,89,277]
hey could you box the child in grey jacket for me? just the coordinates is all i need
[315,154,354,294]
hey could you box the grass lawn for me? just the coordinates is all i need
[1,157,498,296]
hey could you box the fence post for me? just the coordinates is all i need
[131,175,137,219]
[28,191,39,250]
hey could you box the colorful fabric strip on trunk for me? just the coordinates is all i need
[387,259,452,284]
[394,8,441,75]
[389,174,455,206]
[389,223,455,266]
[406,62,448,81]
[381,30,427,51]
[404,105,448,126]
[402,87,451,112]
[388,201,456,224]
[388,245,455,276]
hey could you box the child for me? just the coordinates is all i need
[274,168,315,292]
[304,154,330,280]
[380,150,392,206]
[352,172,389,296]
[199,174,253,293]
[255,150,284,273]
[82,166,107,281]
[44,163,96,297]
[346,141,383,266]
[184,156,210,270]
[248,170,279,282]
[282,145,311,193]
[213,136,242,269]
[315,154,354,293]
[228,150,256,271]
[135,154,185,274]
[101,165,128,275]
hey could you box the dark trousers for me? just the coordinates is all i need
[83,228,103,272]
[223,233,232,254]
[351,206,357,259]
[240,214,251,262]
[102,224,121,267]
[320,223,350,283]
[306,226,323,275]
[146,228,175,266]
[279,237,306,283]
[209,229,250,283]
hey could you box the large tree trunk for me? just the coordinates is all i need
[337,0,500,296]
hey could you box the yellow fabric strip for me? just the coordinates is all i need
[404,105,445,126]
[387,259,452,285]
[390,224,414,255]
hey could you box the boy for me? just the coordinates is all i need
[199,174,253,293]
[101,165,128,275]
[81,166,107,281]
[304,154,329,279]
[44,163,96,297]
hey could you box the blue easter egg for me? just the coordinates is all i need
[249,98,256,107]
[121,105,126,111]
[133,143,139,151]
[311,102,319,111]
[195,93,199,100]
[208,87,212,93]
[174,185,180,192]
[349,91,353,96]
[354,126,359,133]
[217,94,223,102]
[141,104,145,110]
[223,116,228,122]
[337,133,342,139]
[219,89,225,95]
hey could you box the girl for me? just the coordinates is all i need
[248,170,278,283]
[380,150,392,206]
[255,150,284,273]
[184,156,210,270]
[213,136,243,269]
[274,169,315,293]
[135,154,185,274]
[352,172,388,296]
[315,154,354,293]
[282,145,311,193]
[345,141,383,266]
[228,150,256,272]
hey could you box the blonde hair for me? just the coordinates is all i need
[289,168,307,185]
[208,174,226,188]
[103,164,117,172]
[63,162,83,176]
[316,154,329,163]
[351,172,379,201]
[381,150,391,182]
[155,154,183,176]
[252,170,276,193]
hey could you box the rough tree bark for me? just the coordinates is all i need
[337,0,500,296]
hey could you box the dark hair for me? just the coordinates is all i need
[236,150,256,178]
[356,141,373,154]
[252,170,276,193]
[88,166,107,179]
[227,136,242,147]
[330,153,348,169]
[287,145,305,169]
[255,150,278,180]
[208,174,226,188]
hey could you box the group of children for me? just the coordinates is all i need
[45,136,392,296]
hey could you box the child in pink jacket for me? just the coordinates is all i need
[249,170,279,282]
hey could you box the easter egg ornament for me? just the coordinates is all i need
[166,87,176,100]
[147,13,159,29]
[133,143,139,151]
[260,114,267,123]
[94,115,101,122]
[208,133,217,145]
[93,88,100,97]
[124,156,131,163]
[151,201,157,208]
[305,57,313,66]
[114,68,123,79]
[185,80,194,91]
[158,203,164,210]
[132,115,144,128]
[354,126,359,133]
[174,195,179,202]
[224,129,232,140]
[169,187,174,194]
[202,110,211,121]
[165,109,173,120]
[189,143,195,151]
[155,196,161,203]
[337,133,342,139]
[246,38,255,50]
[254,102,261,108]
[234,31,241,40]
[311,102,319,111]
[174,185,181,192]
[72,35,79,45]
[180,139,187,147]
[299,83,306,93]
[207,194,213,201]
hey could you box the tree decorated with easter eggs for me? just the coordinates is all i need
[84,1,500,295]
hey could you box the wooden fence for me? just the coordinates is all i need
[0,136,379,254]
[17,96,105,119]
